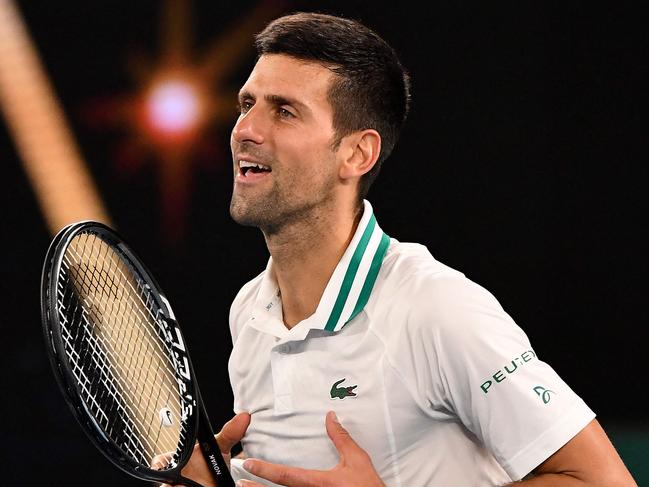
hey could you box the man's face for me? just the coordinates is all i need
[230,54,341,233]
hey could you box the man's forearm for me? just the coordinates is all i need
[504,473,585,486]
[505,472,637,486]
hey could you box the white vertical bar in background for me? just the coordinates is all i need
[0,0,111,234]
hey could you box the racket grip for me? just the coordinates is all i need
[197,409,236,487]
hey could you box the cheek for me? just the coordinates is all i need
[290,155,336,189]
[275,132,338,185]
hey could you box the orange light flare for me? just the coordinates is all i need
[79,0,289,242]
[131,67,224,238]
[138,70,211,150]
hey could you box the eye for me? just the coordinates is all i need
[237,100,253,114]
[277,107,295,119]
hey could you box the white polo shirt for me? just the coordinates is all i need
[228,200,595,486]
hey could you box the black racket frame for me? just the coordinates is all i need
[40,221,234,487]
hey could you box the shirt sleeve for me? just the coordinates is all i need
[403,271,595,480]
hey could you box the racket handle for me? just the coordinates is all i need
[197,407,236,487]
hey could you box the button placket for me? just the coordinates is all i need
[271,345,295,413]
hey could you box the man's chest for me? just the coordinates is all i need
[230,323,390,417]
[228,321,429,469]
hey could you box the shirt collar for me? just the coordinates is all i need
[250,200,390,338]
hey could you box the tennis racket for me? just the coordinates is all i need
[40,220,234,487]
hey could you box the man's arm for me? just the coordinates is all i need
[505,419,637,486]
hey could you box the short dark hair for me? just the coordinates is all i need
[255,12,411,201]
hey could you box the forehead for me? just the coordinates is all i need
[241,54,336,110]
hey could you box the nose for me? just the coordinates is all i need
[231,106,265,145]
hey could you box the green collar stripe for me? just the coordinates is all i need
[345,231,390,327]
[324,214,377,331]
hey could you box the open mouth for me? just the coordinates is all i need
[239,160,271,177]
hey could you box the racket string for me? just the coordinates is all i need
[56,231,192,469]
[59,284,150,457]
[63,246,182,464]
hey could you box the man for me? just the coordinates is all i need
[169,11,637,487]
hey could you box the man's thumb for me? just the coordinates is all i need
[216,412,251,453]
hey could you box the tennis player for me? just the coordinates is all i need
[168,12,637,487]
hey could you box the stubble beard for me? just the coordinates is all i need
[230,169,336,237]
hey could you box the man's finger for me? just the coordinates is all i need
[216,412,251,454]
[151,451,174,470]
[325,410,362,458]
[243,458,326,487]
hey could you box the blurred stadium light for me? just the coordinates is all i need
[0,0,111,234]
[146,78,204,140]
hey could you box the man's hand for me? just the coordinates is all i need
[154,411,251,487]
[237,411,385,487]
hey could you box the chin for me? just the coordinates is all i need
[230,201,268,228]
[231,214,262,228]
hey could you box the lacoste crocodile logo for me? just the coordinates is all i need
[330,378,357,399]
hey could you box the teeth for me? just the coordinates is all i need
[239,160,270,170]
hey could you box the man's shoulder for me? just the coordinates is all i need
[373,239,506,334]
[231,269,265,311]
[380,239,470,297]
[228,269,266,337]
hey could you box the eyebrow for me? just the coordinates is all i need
[238,90,312,116]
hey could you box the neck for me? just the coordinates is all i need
[264,201,363,329]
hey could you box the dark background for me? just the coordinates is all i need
[1,1,646,484]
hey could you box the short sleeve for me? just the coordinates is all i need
[401,272,595,480]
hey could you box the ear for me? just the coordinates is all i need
[338,129,381,181]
